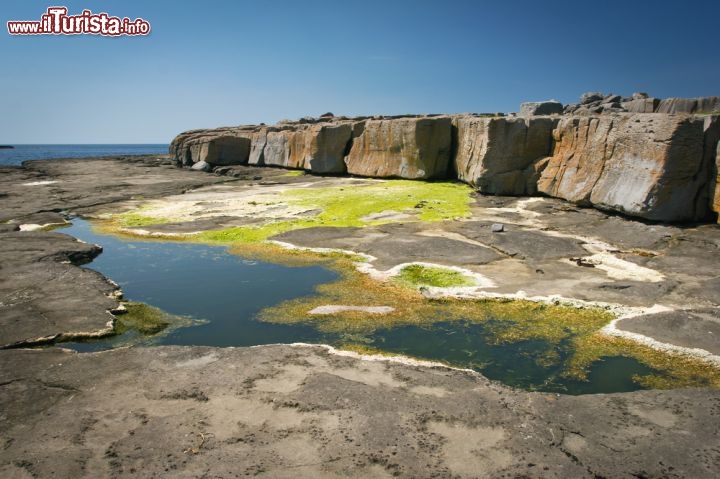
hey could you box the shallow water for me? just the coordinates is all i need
[62,219,656,394]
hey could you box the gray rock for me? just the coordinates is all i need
[452,116,558,194]
[622,98,660,113]
[190,160,211,172]
[538,113,710,222]
[580,91,604,104]
[345,117,452,179]
[655,97,720,114]
[518,101,563,116]
[491,223,505,233]
[632,92,650,100]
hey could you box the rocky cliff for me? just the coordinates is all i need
[169,94,720,223]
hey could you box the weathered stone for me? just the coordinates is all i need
[190,160,211,172]
[702,116,720,221]
[713,133,720,222]
[257,123,354,173]
[263,129,296,168]
[621,98,660,113]
[632,92,649,100]
[580,91,604,104]
[656,97,720,114]
[303,123,353,174]
[538,114,710,221]
[453,116,558,194]
[604,94,622,103]
[197,136,251,166]
[345,117,452,179]
[519,101,563,116]
[246,129,267,166]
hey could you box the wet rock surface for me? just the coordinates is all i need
[1,156,720,477]
[1,345,720,478]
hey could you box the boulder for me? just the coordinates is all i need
[345,117,452,179]
[190,160,211,172]
[632,92,649,100]
[453,116,558,194]
[519,101,563,116]
[580,92,604,104]
[537,114,710,222]
[621,98,660,113]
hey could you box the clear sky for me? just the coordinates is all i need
[1,0,718,144]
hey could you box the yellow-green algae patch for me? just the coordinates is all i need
[108,180,473,244]
[258,263,720,389]
[395,264,477,288]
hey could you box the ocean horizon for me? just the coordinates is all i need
[0,144,169,167]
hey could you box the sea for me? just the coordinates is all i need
[0,144,169,167]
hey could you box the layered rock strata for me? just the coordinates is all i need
[170,95,720,223]
[537,114,714,222]
[453,116,557,195]
[344,117,452,179]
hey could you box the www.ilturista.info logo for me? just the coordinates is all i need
[7,7,150,36]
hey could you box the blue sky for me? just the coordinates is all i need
[1,0,718,143]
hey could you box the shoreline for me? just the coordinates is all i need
[2,155,720,477]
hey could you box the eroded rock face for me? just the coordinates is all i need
[251,122,355,173]
[714,141,720,222]
[170,129,253,166]
[656,97,720,114]
[537,114,710,222]
[453,116,558,194]
[345,117,452,179]
[621,98,660,113]
[519,101,563,116]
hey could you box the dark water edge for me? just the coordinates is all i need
[0,144,168,166]
[59,219,656,395]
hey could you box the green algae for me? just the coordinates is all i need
[113,301,170,335]
[395,264,477,288]
[110,179,473,244]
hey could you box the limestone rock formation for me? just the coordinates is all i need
[519,101,563,116]
[656,97,720,114]
[169,93,720,223]
[621,98,660,113]
[537,114,711,222]
[344,117,452,179]
[170,128,254,166]
[453,116,558,194]
[249,122,355,173]
[714,136,720,222]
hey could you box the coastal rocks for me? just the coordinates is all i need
[518,101,563,116]
[170,130,253,166]
[250,122,355,173]
[453,116,557,194]
[345,117,452,179]
[656,97,720,114]
[714,142,720,221]
[621,97,660,113]
[537,113,711,222]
